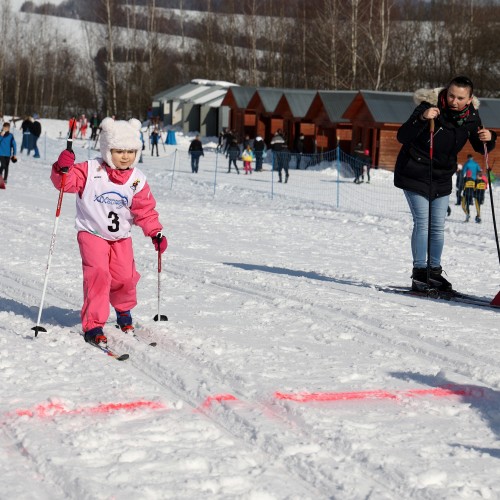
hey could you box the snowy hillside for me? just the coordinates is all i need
[1,119,500,499]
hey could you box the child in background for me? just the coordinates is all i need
[242,144,254,174]
[150,127,160,156]
[474,170,487,223]
[461,170,476,222]
[50,118,167,346]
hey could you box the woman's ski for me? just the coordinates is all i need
[376,285,500,310]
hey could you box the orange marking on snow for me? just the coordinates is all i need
[13,400,166,419]
[200,394,238,409]
[274,385,482,403]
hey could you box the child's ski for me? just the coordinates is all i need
[377,285,500,310]
[115,325,157,347]
[88,341,130,360]
[0,175,5,189]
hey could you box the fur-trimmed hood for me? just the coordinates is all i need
[413,87,480,109]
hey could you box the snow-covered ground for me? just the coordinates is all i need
[1,119,500,500]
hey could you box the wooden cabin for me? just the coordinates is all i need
[305,91,357,152]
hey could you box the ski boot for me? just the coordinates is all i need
[411,268,432,292]
[116,309,134,332]
[430,266,453,292]
[475,216,481,223]
[84,327,107,345]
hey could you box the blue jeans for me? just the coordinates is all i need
[404,190,449,269]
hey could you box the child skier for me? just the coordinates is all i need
[50,117,167,346]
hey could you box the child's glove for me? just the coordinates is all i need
[56,150,75,172]
[152,232,168,254]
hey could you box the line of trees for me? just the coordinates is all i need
[1,0,499,121]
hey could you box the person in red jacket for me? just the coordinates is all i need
[51,117,167,346]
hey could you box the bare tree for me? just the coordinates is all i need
[361,0,395,90]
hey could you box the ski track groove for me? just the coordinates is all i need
[169,256,500,386]
[0,420,93,500]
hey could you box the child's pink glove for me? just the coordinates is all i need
[152,232,168,254]
[57,150,75,172]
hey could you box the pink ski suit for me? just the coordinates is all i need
[51,159,163,332]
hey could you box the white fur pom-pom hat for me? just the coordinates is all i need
[99,117,143,169]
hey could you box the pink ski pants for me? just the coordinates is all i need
[78,231,140,332]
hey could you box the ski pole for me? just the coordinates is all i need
[31,129,74,336]
[484,142,500,265]
[153,234,168,322]
[426,118,435,288]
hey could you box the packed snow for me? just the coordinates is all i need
[1,118,500,500]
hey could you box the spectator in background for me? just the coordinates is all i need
[0,122,17,184]
[150,127,160,157]
[68,116,78,138]
[226,139,240,174]
[20,116,33,154]
[294,133,305,170]
[455,162,463,205]
[217,130,224,153]
[223,128,233,155]
[253,136,266,172]
[90,114,100,141]
[353,142,365,184]
[79,114,88,139]
[188,134,204,173]
[31,117,42,158]
[362,148,372,183]
[271,130,288,183]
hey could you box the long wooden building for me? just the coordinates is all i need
[153,81,500,173]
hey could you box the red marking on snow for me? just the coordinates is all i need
[13,400,166,419]
[274,385,483,403]
[200,394,238,409]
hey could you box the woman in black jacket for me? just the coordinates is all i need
[394,76,496,291]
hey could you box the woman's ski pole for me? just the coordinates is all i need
[426,118,435,289]
[153,234,168,322]
[32,131,74,336]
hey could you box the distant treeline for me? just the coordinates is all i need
[3,0,499,120]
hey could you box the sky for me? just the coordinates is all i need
[1,119,500,499]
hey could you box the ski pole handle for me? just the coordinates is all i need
[156,234,162,273]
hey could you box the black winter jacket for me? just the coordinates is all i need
[394,89,496,198]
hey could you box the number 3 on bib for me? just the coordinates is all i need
[108,211,120,232]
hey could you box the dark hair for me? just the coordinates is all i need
[449,75,474,96]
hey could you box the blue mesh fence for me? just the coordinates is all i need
[157,145,498,225]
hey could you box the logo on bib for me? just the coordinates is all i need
[94,191,129,209]
[131,179,141,192]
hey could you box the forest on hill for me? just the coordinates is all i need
[1,0,499,119]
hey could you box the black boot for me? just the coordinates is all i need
[430,266,453,291]
[411,268,428,291]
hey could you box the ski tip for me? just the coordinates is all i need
[153,314,168,322]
